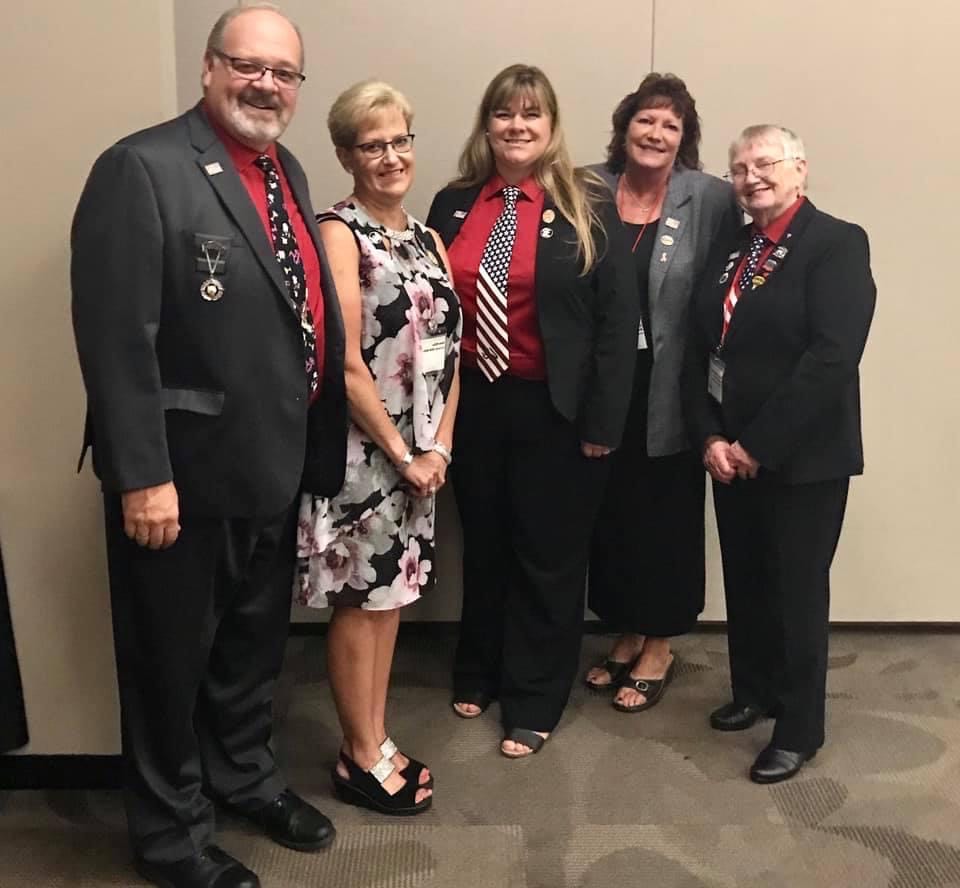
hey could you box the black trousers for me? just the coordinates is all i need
[0,542,28,753]
[712,475,849,752]
[451,369,608,733]
[104,495,296,863]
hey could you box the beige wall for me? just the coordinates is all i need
[3,0,957,754]
[2,1,177,754]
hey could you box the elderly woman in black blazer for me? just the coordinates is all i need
[584,74,741,712]
[682,124,876,783]
[427,64,637,757]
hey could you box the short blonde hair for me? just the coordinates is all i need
[327,80,413,150]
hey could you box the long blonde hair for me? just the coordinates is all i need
[452,64,602,273]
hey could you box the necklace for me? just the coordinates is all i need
[617,176,666,253]
[352,197,415,242]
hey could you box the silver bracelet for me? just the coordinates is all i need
[432,442,453,465]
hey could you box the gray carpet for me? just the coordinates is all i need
[2,629,959,887]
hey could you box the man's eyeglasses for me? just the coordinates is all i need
[212,49,306,90]
[353,134,416,159]
[725,157,797,182]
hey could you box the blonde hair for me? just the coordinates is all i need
[327,80,413,150]
[452,64,602,273]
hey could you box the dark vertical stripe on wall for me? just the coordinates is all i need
[0,541,29,753]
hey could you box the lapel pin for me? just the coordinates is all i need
[724,261,735,271]
[666,217,680,229]
[762,259,778,272]
[204,162,223,176]
[752,275,766,287]
[660,252,668,263]
[773,246,789,259]
[540,227,553,239]
[454,209,468,219]
[719,272,729,284]
[728,250,741,260]
[542,209,555,224]
[660,234,674,246]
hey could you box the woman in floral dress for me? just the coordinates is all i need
[297,81,460,815]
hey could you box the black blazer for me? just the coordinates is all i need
[681,199,876,485]
[426,182,638,448]
[71,104,347,517]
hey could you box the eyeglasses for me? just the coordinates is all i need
[353,134,416,159]
[725,157,796,182]
[212,50,306,90]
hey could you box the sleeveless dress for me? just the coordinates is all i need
[296,201,461,610]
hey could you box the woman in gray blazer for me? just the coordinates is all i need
[585,74,741,711]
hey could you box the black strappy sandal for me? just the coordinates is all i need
[380,736,433,790]
[332,750,432,816]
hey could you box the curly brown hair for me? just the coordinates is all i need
[605,73,701,173]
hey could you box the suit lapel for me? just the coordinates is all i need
[648,169,693,314]
[439,185,483,245]
[187,107,291,312]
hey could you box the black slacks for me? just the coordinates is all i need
[0,541,28,753]
[451,369,608,733]
[104,495,296,863]
[712,475,849,752]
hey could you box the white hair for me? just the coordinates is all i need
[729,124,805,163]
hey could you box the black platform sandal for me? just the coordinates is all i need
[332,750,432,816]
[380,737,433,790]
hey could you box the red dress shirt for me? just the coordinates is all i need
[447,174,546,379]
[206,106,325,395]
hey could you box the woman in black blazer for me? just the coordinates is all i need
[682,125,876,783]
[427,64,637,757]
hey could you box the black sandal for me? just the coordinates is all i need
[451,690,492,719]
[613,658,676,713]
[500,728,548,758]
[380,737,433,790]
[584,658,632,692]
[332,750,432,816]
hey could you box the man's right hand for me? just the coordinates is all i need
[121,482,180,549]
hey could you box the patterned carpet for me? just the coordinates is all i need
[2,628,959,887]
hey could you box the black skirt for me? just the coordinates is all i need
[587,348,706,637]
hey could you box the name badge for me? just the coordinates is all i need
[708,353,725,403]
[637,318,648,351]
[419,335,446,374]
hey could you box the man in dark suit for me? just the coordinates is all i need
[682,124,875,785]
[71,6,346,887]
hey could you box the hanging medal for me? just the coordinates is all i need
[200,241,225,302]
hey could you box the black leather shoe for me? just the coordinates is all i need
[749,745,817,784]
[709,701,768,732]
[234,789,336,852]
[134,845,259,888]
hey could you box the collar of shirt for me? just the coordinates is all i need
[202,101,279,172]
[754,195,805,243]
[480,173,543,204]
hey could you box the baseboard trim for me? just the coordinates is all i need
[0,754,122,790]
[288,619,960,637]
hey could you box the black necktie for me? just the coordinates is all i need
[254,154,319,397]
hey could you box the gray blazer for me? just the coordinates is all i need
[588,163,741,456]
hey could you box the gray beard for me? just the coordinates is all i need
[226,102,287,145]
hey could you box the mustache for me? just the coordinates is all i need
[238,89,282,110]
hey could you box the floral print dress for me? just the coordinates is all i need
[296,201,461,610]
